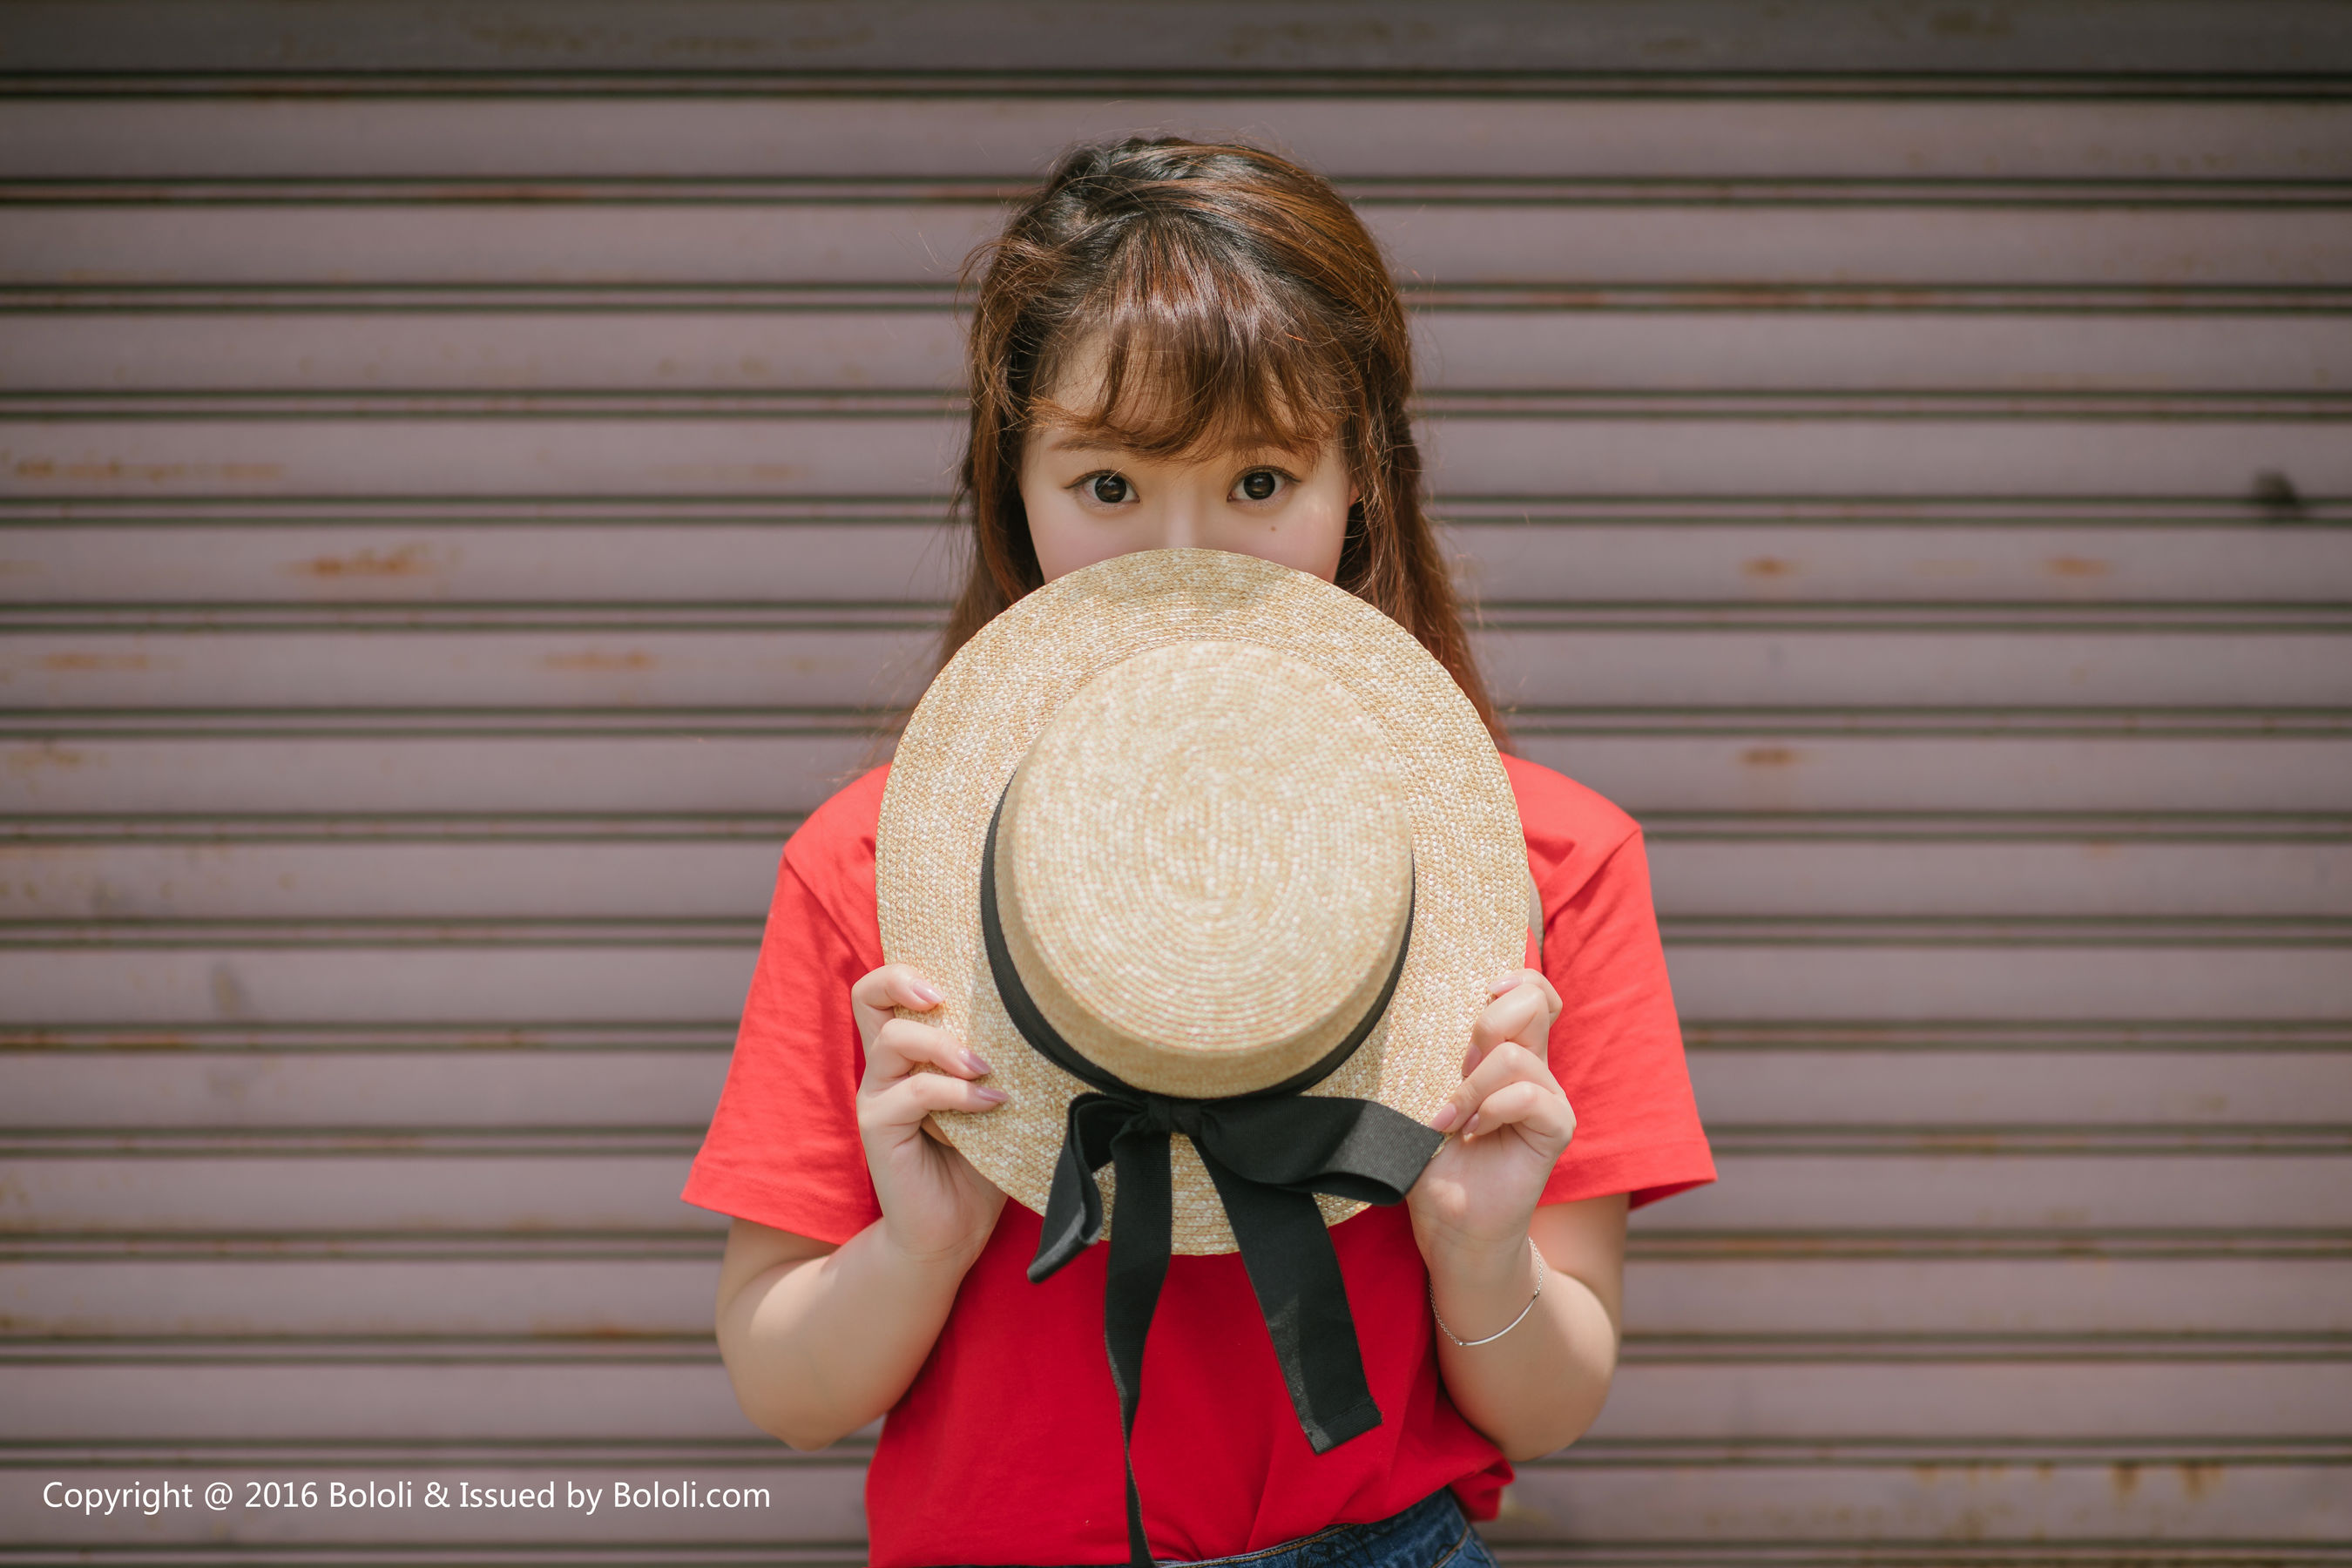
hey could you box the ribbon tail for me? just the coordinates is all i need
[1202,1157,1382,1454]
[1105,1125,1173,1568]
[1028,1094,1119,1283]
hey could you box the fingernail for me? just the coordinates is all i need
[912,982,945,1005]
[1463,1112,1483,1136]
[974,1086,1008,1105]
[960,1050,991,1077]
[1490,974,1518,993]
[1429,1102,1458,1132]
[1462,1044,1484,1075]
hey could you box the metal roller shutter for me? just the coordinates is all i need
[3,3,2346,1562]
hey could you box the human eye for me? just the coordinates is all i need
[1073,470,1134,506]
[1229,468,1292,504]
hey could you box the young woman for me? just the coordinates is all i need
[684,139,1714,1567]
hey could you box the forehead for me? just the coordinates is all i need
[1030,422,1324,463]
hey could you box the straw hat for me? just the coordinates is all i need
[875,547,1530,1254]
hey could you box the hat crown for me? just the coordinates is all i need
[995,639,1413,1099]
[877,546,1531,1254]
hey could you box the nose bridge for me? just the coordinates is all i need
[1158,482,1205,550]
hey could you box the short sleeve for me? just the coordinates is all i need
[680,768,890,1244]
[1505,756,1716,1211]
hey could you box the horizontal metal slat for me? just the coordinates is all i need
[1,309,974,394]
[25,391,2343,421]
[8,205,2345,290]
[0,1356,753,1443]
[9,309,2350,395]
[3,1151,718,1235]
[1647,1152,2352,1233]
[10,1252,2349,1342]
[6,623,2348,712]
[4,732,2342,816]
[5,98,2349,182]
[1686,1050,2352,1126]
[6,415,2349,499]
[0,944,761,1026]
[1389,204,2352,289]
[1487,625,2352,709]
[0,416,969,501]
[2,938,2347,1026]
[1649,839,2352,919]
[34,282,2349,314]
[1428,416,2352,501]
[1629,1254,2352,1340]
[1499,1457,2352,1548]
[8,1046,2346,1132]
[0,1051,735,1130]
[1664,942,2352,1023]
[1513,733,2352,815]
[1583,1359,2352,1443]
[1413,311,2352,394]
[0,520,969,605]
[0,626,939,711]
[1,0,2342,80]
[0,733,885,814]
[6,521,2348,606]
[1452,523,2352,607]
[0,840,785,922]
[0,205,997,289]
[0,1254,727,1340]
[3,1356,2346,1444]
[5,837,2342,923]
[9,1148,2347,1236]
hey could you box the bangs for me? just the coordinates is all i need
[1026,223,1350,461]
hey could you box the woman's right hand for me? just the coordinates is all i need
[850,964,1009,1268]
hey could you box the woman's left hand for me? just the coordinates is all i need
[1406,969,1574,1262]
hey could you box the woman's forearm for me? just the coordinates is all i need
[1425,1198,1626,1461]
[715,1217,980,1450]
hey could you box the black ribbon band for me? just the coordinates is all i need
[980,789,1443,1568]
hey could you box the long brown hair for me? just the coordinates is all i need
[941,136,1506,748]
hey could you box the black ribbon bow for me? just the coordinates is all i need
[979,793,1444,1568]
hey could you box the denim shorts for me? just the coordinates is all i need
[1160,1488,1496,1568]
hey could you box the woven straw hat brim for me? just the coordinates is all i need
[875,549,1528,1255]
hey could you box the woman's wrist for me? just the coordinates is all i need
[1423,1227,1544,1339]
[1431,1238,1545,1348]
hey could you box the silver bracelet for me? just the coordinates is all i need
[1429,1238,1547,1348]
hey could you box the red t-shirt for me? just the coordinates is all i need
[684,754,1715,1566]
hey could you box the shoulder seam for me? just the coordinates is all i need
[775,848,882,970]
[1534,817,1645,911]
